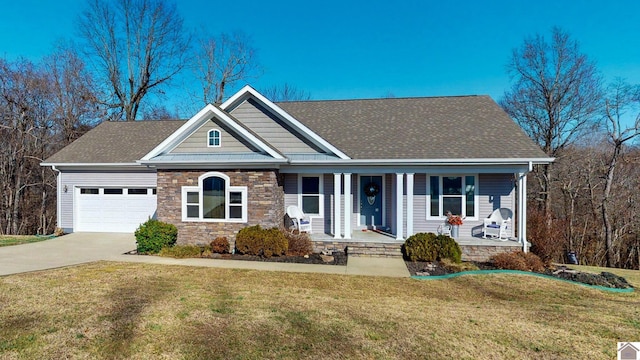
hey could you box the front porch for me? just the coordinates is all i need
[309,230,523,262]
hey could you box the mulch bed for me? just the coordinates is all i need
[221,251,347,266]
[406,260,633,289]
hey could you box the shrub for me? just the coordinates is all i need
[491,251,545,272]
[235,225,288,258]
[211,236,230,254]
[403,232,462,263]
[135,219,178,254]
[527,208,566,264]
[284,230,313,256]
[158,245,203,258]
[435,234,462,263]
[403,232,438,262]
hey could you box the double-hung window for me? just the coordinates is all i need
[299,175,322,216]
[182,172,247,222]
[428,175,477,219]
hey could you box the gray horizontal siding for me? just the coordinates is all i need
[171,118,259,154]
[230,98,323,154]
[59,170,157,230]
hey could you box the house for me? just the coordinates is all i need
[619,342,640,360]
[41,85,553,258]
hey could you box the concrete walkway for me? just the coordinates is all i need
[0,232,410,277]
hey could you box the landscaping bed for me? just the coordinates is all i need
[222,251,347,266]
[405,260,634,289]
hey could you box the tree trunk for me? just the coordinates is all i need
[602,143,621,267]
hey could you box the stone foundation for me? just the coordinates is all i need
[460,244,520,262]
[157,169,284,248]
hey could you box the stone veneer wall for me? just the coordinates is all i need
[157,169,284,248]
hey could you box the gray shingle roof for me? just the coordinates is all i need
[277,96,547,160]
[43,95,548,164]
[43,120,185,163]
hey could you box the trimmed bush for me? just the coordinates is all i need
[403,233,438,262]
[135,219,178,254]
[402,232,462,263]
[235,225,288,258]
[284,231,313,256]
[491,251,545,272]
[158,245,203,258]
[211,236,230,254]
[435,234,462,263]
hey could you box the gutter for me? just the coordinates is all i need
[287,157,555,166]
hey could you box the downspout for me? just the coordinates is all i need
[51,166,62,230]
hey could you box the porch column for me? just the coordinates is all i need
[396,173,404,240]
[334,173,342,239]
[343,173,352,239]
[518,172,528,252]
[406,173,414,237]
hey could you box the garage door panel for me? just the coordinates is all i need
[76,188,157,232]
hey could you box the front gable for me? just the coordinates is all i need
[141,103,286,166]
[222,85,350,159]
[170,117,261,154]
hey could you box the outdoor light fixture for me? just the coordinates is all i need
[63,185,68,193]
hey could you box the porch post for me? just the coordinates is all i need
[518,172,528,252]
[406,173,414,237]
[343,173,352,239]
[334,173,342,239]
[395,173,404,240]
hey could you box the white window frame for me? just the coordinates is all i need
[426,174,478,221]
[298,174,323,218]
[181,172,247,222]
[207,129,221,147]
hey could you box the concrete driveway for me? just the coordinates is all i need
[0,232,136,276]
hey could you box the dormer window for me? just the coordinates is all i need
[208,129,221,147]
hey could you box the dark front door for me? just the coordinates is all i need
[360,176,383,228]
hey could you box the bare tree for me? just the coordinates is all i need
[600,80,640,267]
[78,0,189,121]
[262,83,311,102]
[500,27,602,217]
[193,31,261,104]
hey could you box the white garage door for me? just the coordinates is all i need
[76,187,157,232]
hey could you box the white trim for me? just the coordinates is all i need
[298,174,324,220]
[395,173,404,240]
[140,104,284,161]
[333,173,341,239]
[426,174,479,221]
[221,85,351,160]
[287,158,554,165]
[207,129,221,147]
[343,173,352,239]
[181,171,248,223]
[518,172,528,251]
[406,173,414,237]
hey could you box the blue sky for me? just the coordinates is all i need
[1,0,639,104]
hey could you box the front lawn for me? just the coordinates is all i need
[0,235,54,247]
[0,262,638,359]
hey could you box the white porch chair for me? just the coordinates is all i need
[437,223,452,237]
[286,205,312,233]
[483,208,512,241]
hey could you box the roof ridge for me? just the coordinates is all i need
[276,94,489,104]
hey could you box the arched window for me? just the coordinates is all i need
[208,129,221,147]
[182,172,247,222]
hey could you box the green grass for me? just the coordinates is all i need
[0,261,638,359]
[0,235,54,247]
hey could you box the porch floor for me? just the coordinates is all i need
[310,230,523,247]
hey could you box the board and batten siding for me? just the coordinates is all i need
[229,98,323,154]
[170,118,259,154]
[58,170,157,231]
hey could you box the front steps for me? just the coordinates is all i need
[346,243,403,258]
